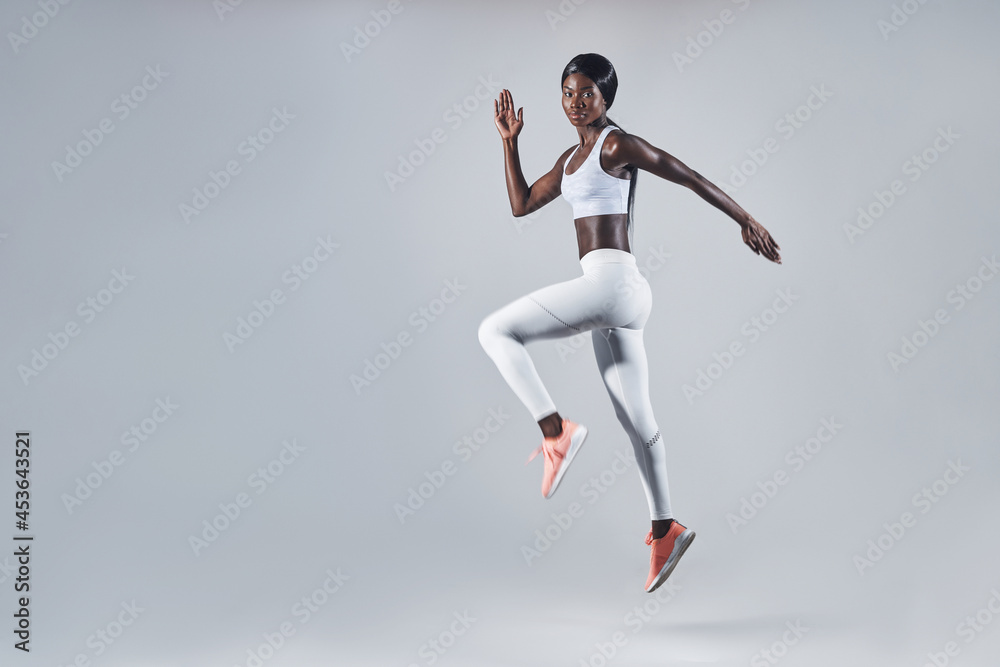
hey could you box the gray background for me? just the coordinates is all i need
[2,0,998,665]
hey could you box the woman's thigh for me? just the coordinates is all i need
[521,264,651,337]
[482,274,596,345]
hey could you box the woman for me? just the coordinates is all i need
[478,53,781,592]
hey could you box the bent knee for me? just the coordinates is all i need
[477,313,501,350]
[478,311,519,351]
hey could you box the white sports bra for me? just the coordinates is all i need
[561,124,631,219]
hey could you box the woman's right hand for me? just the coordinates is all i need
[494,89,523,140]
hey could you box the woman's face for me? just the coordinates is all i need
[562,72,606,127]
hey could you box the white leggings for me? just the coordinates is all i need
[477,248,673,520]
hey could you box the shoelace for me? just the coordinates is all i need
[646,524,682,546]
[525,432,568,465]
[525,443,544,465]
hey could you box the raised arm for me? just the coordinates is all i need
[495,88,567,217]
[606,132,781,264]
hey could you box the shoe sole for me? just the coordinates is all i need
[646,529,695,593]
[544,424,588,499]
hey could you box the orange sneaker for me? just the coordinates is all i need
[525,419,587,499]
[644,520,695,592]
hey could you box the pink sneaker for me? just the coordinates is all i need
[525,419,588,499]
[644,520,695,592]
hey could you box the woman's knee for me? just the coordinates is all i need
[611,405,636,435]
[477,315,495,351]
[478,311,509,352]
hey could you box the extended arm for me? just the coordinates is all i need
[501,137,567,217]
[495,88,565,218]
[609,133,781,263]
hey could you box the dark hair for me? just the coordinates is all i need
[561,53,638,250]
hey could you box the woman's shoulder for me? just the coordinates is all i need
[606,126,642,144]
[603,128,641,157]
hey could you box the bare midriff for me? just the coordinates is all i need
[574,213,630,260]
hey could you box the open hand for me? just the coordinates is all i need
[494,89,523,140]
[741,215,782,264]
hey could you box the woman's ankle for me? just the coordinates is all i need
[650,518,674,540]
[538,412,563,439]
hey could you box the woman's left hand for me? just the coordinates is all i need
[741,216,782,264]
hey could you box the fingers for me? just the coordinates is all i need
[765,229,780,249]
[761,230,781,263]
[755,232,768,257]
[743,219,783,262]
[741,218,782,263]
[761,234,781,263]
[495,90,519,118]
[492,90,523,127]
[744,225,762,256]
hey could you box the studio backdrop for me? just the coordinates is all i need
[1,1,998,665]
